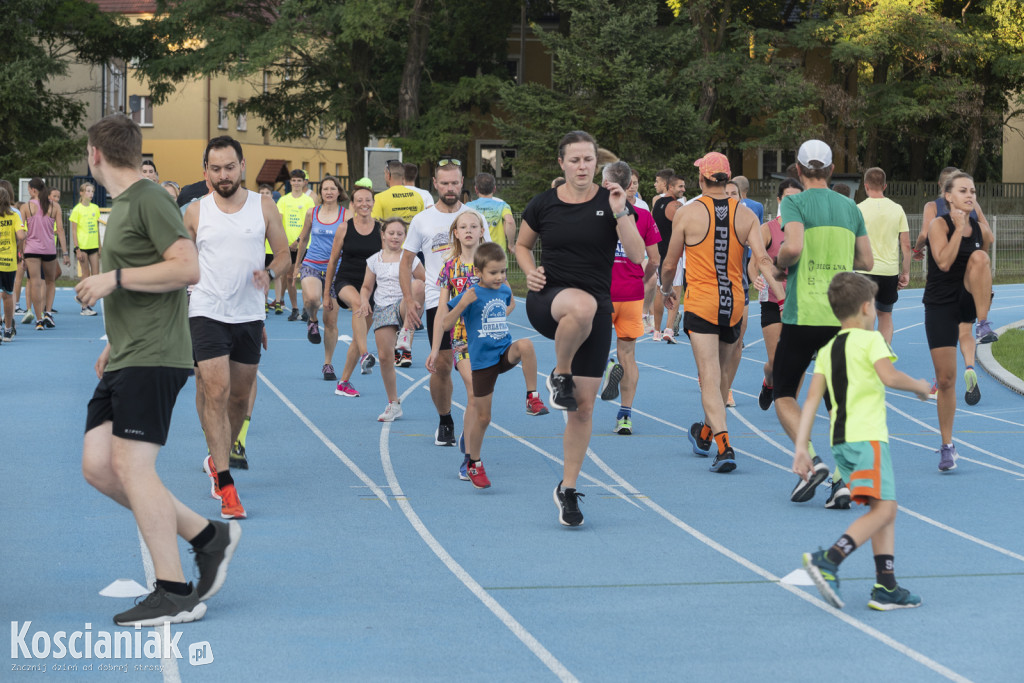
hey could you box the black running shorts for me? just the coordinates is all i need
[426,306,452,351]
[86,366,190,445]
[772,324,840,401]
[526,286,611,378]
[190,316,264,365]
[866,274,899,312]
[924,295,976,350]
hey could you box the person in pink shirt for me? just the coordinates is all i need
[599,161,662,435]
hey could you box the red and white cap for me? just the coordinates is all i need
[693,152,731,181]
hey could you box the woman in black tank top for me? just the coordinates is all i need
[324,187,382,395]
[922,172,995,471]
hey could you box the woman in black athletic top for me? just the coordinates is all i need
[515,130,645,527]
[922,171,994,472]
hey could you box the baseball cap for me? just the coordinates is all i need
[797,140,833,168]
[355,177,373,190]
[693,152,731,181]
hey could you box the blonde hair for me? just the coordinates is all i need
[445,210,486,264]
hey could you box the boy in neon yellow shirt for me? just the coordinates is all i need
[70,182,102,315]
[794,272,931,611]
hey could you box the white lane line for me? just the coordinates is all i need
[133,528,183,683]
[886,390,1024,428]
[257,370,392,507]
[885,400,1024,472]
[625,365,1024,564]
[888,435,1024,476]
[574,445,971,682]
[381,376,578,683]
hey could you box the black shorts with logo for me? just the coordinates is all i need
[85,367,190,445]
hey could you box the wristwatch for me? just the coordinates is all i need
[266,267,277,280]
[613,208,630,220]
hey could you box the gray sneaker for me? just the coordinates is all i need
[193,520,242,600]
[113,584,207,626]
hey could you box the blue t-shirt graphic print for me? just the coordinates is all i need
[447,282,514,370]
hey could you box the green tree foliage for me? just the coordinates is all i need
[0,0,136,177]
[136,0,519,179]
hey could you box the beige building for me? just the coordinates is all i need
[1004,109,1024,183]
[92,0,348,192]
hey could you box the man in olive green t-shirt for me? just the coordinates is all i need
[75,114,241,627]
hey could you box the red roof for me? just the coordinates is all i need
[90,0,157,14]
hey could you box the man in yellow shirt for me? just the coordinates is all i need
[371,159,424,224]
[275,169,315,319]
[856,167,910,345]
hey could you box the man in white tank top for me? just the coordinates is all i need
[184,136,289,520]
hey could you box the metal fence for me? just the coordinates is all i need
[502,213,1024,294]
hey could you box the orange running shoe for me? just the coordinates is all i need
[203,455,221,500]
[218,484,247,519]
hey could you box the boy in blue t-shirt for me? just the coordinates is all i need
[794,272,931,611]
[443,243,543,489]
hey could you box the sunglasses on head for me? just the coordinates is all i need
[437,159,462,167]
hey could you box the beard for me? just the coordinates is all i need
[439,191,460,207]
[214,179,242,198]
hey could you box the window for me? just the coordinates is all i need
[319,121,327,139]
[262,70,270,93]
[335,163,342,177]
[759,148,796,179]
[128,95,153,126]
[477,142,516,179]
[107,64,124,115]
[236,104,247,132]
[218,98,228,129]
[505,56,521,85]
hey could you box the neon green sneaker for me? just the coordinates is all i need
[614,415,632,435]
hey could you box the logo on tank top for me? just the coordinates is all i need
[596,210,605,216]
[715,205,729,221]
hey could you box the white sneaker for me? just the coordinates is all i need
[663,328,677,344]
[642,314,655,336]
[377,400,403,422]
[396,328,412,352]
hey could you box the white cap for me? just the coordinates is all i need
[797,140,833,168]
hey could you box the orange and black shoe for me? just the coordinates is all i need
[202,455,221,500]
[218,484,247,520]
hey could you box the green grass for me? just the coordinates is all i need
[991,328,1024,382]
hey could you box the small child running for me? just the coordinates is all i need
[440,242,544,489]
[358,217,425,420]
[795,272,931,611]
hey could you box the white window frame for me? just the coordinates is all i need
[129,94,153,127]
[218,98,229,129]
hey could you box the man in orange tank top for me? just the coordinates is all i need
[661,152,783,473]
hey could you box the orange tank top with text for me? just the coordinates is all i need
[683,196,745,327]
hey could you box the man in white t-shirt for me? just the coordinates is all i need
[399,159,484,446]
[404,162,435,210]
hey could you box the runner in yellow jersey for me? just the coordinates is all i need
[274,169,315,319]
[0,184,26,341]
[371,159,424,224]
[71,182,102,315]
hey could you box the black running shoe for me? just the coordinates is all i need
[688,422,712,456]
[546,369,577,411]
[824,478,851,509]
[758,380,774,411]
[114,585,206,627]
[600,358,624,402]
[791,456,829,502]
[307,320,321,344]
[229,442,249,470]
[434,421,455,446]
[287,308,300,321]
[553,481,585,527]
[192,520,242,600]
[710,447,737,473]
